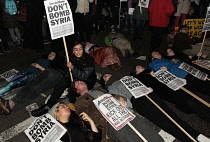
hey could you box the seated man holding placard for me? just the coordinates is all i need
[149,51,210,96]
[99,73,210,142]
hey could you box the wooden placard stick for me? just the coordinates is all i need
[127,122,148,142]
[145,95,197,142]
[192,61,210,71]
[198,31,207,59]
[140,5,142,14]
[181,87,210,108]
[63,36,74,82]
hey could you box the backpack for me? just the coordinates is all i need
[4,0,17,15]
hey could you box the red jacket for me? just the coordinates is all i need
[148,0,174,27]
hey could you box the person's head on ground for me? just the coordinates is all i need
[178,25,189,34]
[150,51,162,60]
[130,65,146,76]
[71,80,89,96]
[47,52,56,61]
[113,94,128,107]
[164,48,175,57]
[55,102,71,122]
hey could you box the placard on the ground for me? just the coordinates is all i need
[44,0,74,40]
[93,94,135,131]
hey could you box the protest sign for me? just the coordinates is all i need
[202,7,210,32]
[44,0,74,40]
[25,113,66,142]
[128,8,134,15]
[93,94,135,131]
[154,70,186,91]
[0,69,18,82]
[194,60,210,68]
[179,62,208,81]
[120,76,152,98]
[183,19,205,37]
[138,0,149,8]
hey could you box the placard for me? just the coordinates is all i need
[194,60,210,68]
[44,0,74,40]
[25,113,66,142]
[183,19,205,37]
[179,62,208,81]
[154,70,186,91]
[203,7,210,32]
[120,76,152,98]
[0,69,18,82]
[93,94,135,131]
[138,0,149,8]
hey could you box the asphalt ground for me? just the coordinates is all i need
[0,22,210,142]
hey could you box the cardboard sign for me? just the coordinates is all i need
[138,0,149,8]
[183,19,205,37]
[0,69,18,82]
[203,7,210,32]
[120,76,152,98]
[179,62,208,81]
[128,8,134,15]
[93,94,135,131]
[194,60,210,68]
[154,70,186,91]
[25,114,66,142]
[44,0,74,40]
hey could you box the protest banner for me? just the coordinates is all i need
[202,7,210,32]
[154,70,186,91]
[93,94,148,141]
[25,113,66,142]
[155,70,210,108]
[44,0,74,82]
[0,69,18,82]
[178,62,208,81]
[192,60,210,70]
[120,76,152,98]
[182,19,205,37]
[44,0,74,40]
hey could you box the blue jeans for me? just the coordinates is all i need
[12,68,67,111]
[0,70,36,96]
[133,19,146,38]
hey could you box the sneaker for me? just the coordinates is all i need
[111,25,115,28]
[31,105,50,117]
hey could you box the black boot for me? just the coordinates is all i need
[31,105,50,117]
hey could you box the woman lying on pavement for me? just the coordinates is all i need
[99,74,210,142]
[149,51,210,96]
[55,102,102,142]
[130,65,210,122]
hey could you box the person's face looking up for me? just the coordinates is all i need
[167,49,175,56]
[135,66,145,74]
[56,103,71,119]
[48,52,56,60]
[151,51,162,59]
[73,44,83,58]
[74,81,88,93]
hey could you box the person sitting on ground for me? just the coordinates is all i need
[104,29,136,58]
[173,25,210,58]
[149,51,210,96]
[84,42,121,71]
[130,65,210,123]
[71,80,164,142]
[99,73,209,142]
[0,52,56,96]
[54,102,102,142]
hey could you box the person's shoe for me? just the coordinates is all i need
[31,105,50,117]
[111,25,115,28]
[0,98,11,115]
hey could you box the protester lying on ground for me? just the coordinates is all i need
[130,65,210,122]
[54,102,102,142]
[149,51,210,96]
[0,52,56,96]
[104,29,138,58]
[163,48,210,76]
[85,42,121,71]
[71,81,164,142]
[173,25,210,58]
[0,43,97,117]
[99,73,210,142]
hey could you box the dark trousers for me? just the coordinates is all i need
[131,93,199,142]
[150,26,167,51]
[12,69,67,111]
[0,28,9,51]
[75,13,91,42]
